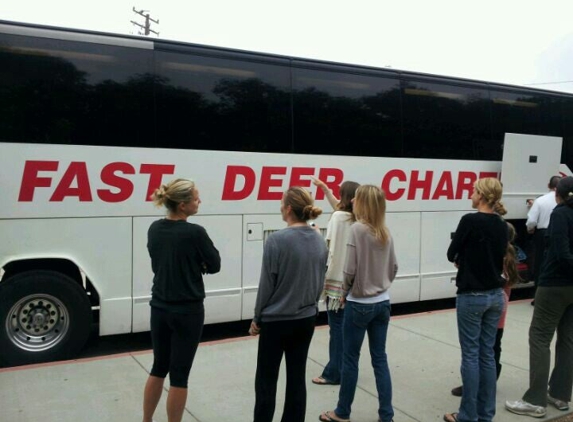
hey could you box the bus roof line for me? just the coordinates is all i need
[0,21,153,50]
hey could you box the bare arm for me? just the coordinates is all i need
[312,177,339,210]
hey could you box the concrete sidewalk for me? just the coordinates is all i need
[0,300,571,422]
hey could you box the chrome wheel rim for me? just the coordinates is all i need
[6,294,70,352]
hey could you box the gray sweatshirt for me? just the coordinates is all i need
[254,226,328,323]
[343,222,398,297]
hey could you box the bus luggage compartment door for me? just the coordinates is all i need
[501,133,562,219]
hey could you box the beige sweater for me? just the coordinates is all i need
[343,222,398,298]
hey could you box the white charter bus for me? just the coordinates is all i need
[1,20,572,366]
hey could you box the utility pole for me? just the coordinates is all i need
[131,7,159,36]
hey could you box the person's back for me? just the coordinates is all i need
[448,212,508,293]
[256,226,327,322]
[537,203,573,287]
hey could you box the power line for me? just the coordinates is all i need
[131,7,159,36]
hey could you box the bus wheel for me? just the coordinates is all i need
[0,270,92,367]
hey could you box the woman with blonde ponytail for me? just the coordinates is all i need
[250,186,328,422]
[142,178,220,422]
[444,177,508,422]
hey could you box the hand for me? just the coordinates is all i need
[249,321,260,336]
[311,176,327,190]
[340,296,346,306]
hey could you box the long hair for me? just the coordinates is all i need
[503,222,521,287]
[353,185,389,244]
[283,186,323,222]
[151,178,196,213]
[474,178,507,215]
[336,181,360,222]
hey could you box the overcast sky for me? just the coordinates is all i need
[2,0,573,93]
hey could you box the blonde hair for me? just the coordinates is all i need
[353,185,389,244]
[474,178,507,215]
[283,186,323,222]
[151,178,196,213]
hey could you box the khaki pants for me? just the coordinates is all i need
[523,286,573,406]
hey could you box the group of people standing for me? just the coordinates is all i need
[140,174,573,422]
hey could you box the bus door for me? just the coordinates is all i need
[501,133,562,220]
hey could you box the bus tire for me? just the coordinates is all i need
[0,270,92,367]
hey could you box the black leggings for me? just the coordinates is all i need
[149,307,204,388]
[254,316,316,422]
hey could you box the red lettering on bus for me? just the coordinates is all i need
[316,168,344,200]
[258,166,287,200]
[18,160,59,201]
[289,167,314,190]
[408,171,433,200]
[455,171,478,200]
[97,162,136,202]
[140,164,175,201]
[479,171,498,179]
[50,162,92,202]
[431,171,454,200]
[222,165,256,200]
[381,170,407,201]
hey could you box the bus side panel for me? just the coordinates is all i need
[0,217,133,335]
[386,212,421,304]
[420,211,467,300]
[132,215,243,331]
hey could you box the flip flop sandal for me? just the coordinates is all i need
[319,410,351,422]
[443,412,459,422]
[312,376,339,385]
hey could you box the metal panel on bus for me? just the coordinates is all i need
[420,211,467,300]
[385,212,421,304]
[132,215,243,332]
[501,133,562,219]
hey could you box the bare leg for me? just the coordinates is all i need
[143,375,165,422]
[166,386,188,422]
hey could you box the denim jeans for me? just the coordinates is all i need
[335,300,393,422]
[456,288,504,422]
[321,306,344,383]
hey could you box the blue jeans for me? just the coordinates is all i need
[321,306,344,383]
[335,300,393,422]
[456,288,504,422]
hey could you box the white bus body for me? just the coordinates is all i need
[1,19,572,365]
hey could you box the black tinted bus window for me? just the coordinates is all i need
[402,80,492,160]
[0,33,154,147]
[491,89,561,144]
[155,51,291,153]
[292,67,402,157]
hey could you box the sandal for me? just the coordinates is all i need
[443,412,459,422]
[312,376,339,385]
[319,410,351,422]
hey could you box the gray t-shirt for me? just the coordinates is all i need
[254,226,328,323]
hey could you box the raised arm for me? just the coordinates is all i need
[312,177,339,210]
